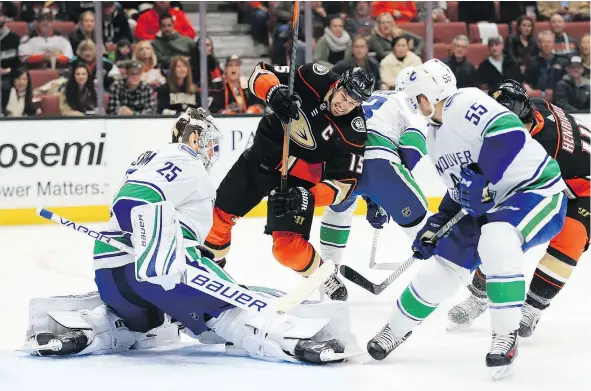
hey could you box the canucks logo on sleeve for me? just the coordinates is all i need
[363,90,428,170]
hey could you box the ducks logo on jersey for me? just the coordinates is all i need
[289,109,317,150]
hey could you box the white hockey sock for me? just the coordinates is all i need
[478,222,525,335]
[319,197,358,264]
[388,256,468,337]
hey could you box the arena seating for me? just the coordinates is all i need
[29,69,60,91]
[6,21,28,38]
[434,22,468,43]
[468,23,510,43]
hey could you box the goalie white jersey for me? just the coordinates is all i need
[94,143,216,270]
[363,90,428,167]
[430,88,566,208]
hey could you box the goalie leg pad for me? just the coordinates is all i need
[27,292,104,339]
[205,287,353,363]
[96,262,233,338]
[206,307,332,363]
[131,201,185,291]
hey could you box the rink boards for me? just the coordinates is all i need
[3,114,587,225]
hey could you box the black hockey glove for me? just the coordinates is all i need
[267,84,301,124]
[268,187,314,218]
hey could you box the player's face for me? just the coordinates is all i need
[330,88,360,116]
[418,95,433,117]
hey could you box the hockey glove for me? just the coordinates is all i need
[457,164,494,217]
[363,196,390,229]
[412,213,449,260]
[267,84,301,124]
[269,187,314,218]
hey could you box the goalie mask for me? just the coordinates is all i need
[172,108,222,171]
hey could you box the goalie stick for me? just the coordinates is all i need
[36,207,334,315]
[340,209,467,295]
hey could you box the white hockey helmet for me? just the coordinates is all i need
[172,108,222,171]
[395,59,457,120]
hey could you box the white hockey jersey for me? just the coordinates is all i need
[430,88,566,208]
[94,143,216,270]
[363,90,428,168]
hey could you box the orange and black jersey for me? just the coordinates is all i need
[247,62,367,206]
[530,98,590,198]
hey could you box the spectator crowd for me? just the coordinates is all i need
[1,1,589,118]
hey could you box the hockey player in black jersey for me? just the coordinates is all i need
[448,79,590,337]
[205,63,374,301]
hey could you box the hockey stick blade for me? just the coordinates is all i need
[340,256,416,295]
[340,209,468,295]
[370,262,402,270]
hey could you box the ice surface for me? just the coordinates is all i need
[1,217,590,391]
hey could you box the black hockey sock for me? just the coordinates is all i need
[468,267,487,299]
[525,268,567,310]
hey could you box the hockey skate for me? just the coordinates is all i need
[486,330,518,381]
[447,294,488,331]
[366,324,412,361]
[22,331,90,356]
[518,303,542,338]
[319,271,348,301]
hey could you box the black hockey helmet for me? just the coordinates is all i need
[487,79,535,124]
[339,67,375,103]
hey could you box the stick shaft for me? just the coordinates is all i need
[36,207,332,314]
[368,229,380,268]
[280,1,300,192]
[341,209,468,294]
